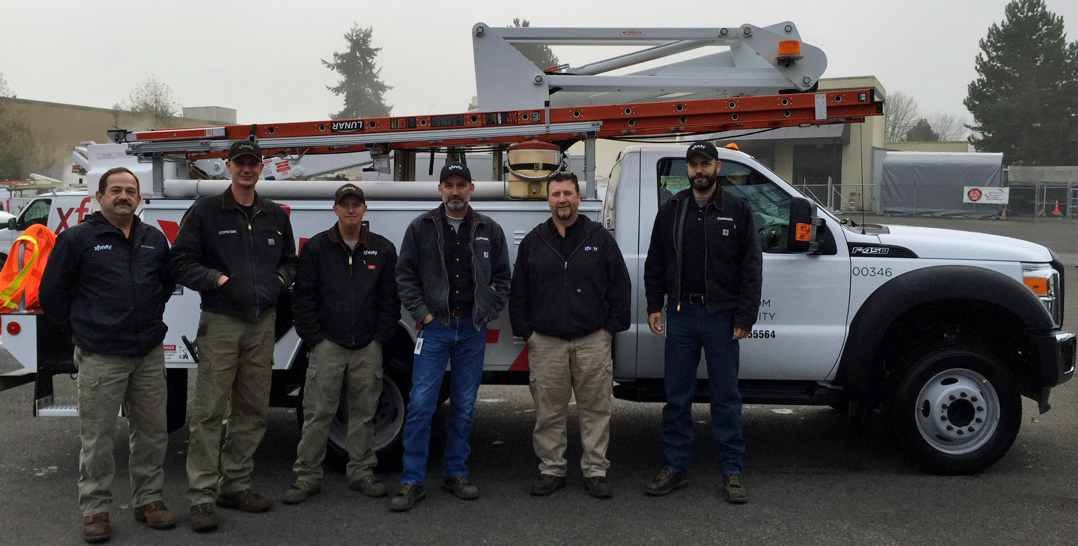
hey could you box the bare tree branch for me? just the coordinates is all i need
[885,91,920,142]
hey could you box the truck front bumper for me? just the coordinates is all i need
[1031,330,1075,413]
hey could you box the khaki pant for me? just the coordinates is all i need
[186,311,275,505]
[293,339,383,484]
[527,329,613,478]
[75,345,167,517]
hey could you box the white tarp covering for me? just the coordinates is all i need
[878,151,1004,217]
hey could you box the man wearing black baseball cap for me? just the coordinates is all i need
[170,139,298,531]
[391,162,511,511]
[642,139,762,504]
[283,183,400,505]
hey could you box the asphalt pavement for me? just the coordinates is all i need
[1,214,1076,545]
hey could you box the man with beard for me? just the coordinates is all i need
[509,172,630,499]
[41,167,176,542]
[642,141,762,503]
[391,162,511,512]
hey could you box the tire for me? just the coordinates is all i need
[887,345,1021,475]
[297,352,410,473]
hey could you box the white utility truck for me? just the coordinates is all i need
[0,22,1071,475]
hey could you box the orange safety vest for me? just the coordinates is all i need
[0,224,57,312]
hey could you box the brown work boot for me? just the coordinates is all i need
[644,467,688,497]
[189,503,219,533]
[282,480,322,505]
[442,475,479,500]
[721,474,749,504]
[349,474,388,498]
[133,501,176,529]
[82,512,110,544]
[388,484,426,512]
[216,489,273,512]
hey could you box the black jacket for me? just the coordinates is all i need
[509,216,631,341]
[396,205,511,330]
[40,212,172,357]
[292,223,400,350]
[169,187,298,323]
[644,188,763,329]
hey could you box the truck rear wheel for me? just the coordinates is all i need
[298,352,410,473]
[887,345,1021,475]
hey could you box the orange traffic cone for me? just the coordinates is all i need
[1053,200,1061,216]
[1000,209,1007,220]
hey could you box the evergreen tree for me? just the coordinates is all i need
[905,118,940,142]
[965,0,1078,165]
[323,25,392,119]
[511,19,560,70]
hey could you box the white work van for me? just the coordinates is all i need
[0,142,1072,475]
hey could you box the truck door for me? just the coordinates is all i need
[646,156,851,381]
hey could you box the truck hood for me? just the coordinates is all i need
[877,225,1054,262]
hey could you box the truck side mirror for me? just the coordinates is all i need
[788,197,822,253]
[6,217,15,231]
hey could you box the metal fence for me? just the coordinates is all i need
[790,183,1077,221]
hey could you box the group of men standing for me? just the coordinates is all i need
[40,139,761,543]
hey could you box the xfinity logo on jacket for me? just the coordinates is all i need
[363,250,378,255]
[584,246,600,252]
[140,244,157,250]
[93,244,112,252]
[218,229,238,235]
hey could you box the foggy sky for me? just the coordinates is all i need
[2,0,1077,128]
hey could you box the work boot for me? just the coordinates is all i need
[644,467,688,497]
[349,474,388,498]
[282,480,321,505]
[530,474,566,496]
[721,474,749,504]
[82,512,110,544]
[216,489,273,512]
[442,475,479,500]
[133,501,176,529]
[584,476,614,499]
[189,503,219,533]
[389,484,426,512]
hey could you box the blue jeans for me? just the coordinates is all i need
[661,305,744,475]
[400,318,487,484]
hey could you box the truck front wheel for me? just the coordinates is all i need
[887,346,1021,475]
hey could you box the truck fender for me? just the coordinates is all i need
[836,265,1053,396]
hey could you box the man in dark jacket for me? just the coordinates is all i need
[282,184,400,504]
[642,141,762,504]
[509,172,630,499]
[169,140,298,531]
[40,167,176,543]
[390,162,511,512]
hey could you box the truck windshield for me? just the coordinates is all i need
[16,199,51,230]
[657,158,793,252]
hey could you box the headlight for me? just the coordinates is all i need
[1023,263,1061,326]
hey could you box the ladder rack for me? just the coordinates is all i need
[122,88,880,200]
[126,88,880,159]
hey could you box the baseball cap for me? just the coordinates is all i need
[439,162,473,183]
[685,141,719,161]
[228,140,262,161]
[334,183,365,204]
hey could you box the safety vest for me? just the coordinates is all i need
[0,224,57,312]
